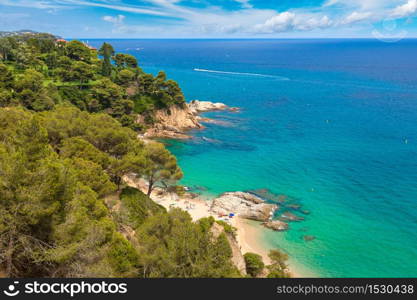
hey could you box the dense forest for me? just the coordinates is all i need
[0,32,288,278]
[0,32,185,129]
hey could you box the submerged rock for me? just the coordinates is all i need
[280,212,305,222]
[262,220,289,231]
[210,192,278,222]
[286,204,301,210]
[277,195,288,203]
[246,189,286,203]
[192,185,208,192]
[303,235,316,242]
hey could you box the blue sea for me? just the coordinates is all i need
[87,39,417,277]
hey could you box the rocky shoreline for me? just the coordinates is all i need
[134,100,308,277]
[210,192,277,222]
[142,100,239,139]
[123,173,299,277]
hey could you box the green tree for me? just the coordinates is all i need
[266,249,290,278]
[0,107,141,278]
[0,64,14,89]
[59,61,94,86]
[0,109,75,276]
[113,53,138,69]
[108,152,144,190]
[69,157,116,197]
[60,137,111,169]
[66,40,92,62]
[136,209,239,278]
[111,99,134,118]
[116,69,135,87]
[14,69,55,111]
[43,51,59,70]
[99,42,114,77]
[244,252,265,277]
[0,37,14,61]
[117,187,165,229]
[89,78,124,110]
[137,73,155,95]
[141,142,183,197]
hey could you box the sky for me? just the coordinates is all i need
[0,0,417,38]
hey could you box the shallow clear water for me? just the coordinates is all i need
[88,39,417,277]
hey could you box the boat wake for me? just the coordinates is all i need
[193,68,289,81]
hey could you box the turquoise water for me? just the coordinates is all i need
[89,39,417,277]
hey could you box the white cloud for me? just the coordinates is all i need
[342,11,373,25]
[392,0,417,17]
[0,0,60,9]
[103,14,125,25]
[296,15,332,31]
[253,12,295,33]
[63,0,172,16]
[324,0,400,10]
[0,0,414,37]
[253,12,332,33]
[234,0,253,9]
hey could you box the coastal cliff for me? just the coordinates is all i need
[210,222,247,275]
[142,100,238,139]
[144,104,202,139]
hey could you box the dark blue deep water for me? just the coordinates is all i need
[88,39,417,277]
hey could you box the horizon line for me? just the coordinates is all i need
[69,37,417,40]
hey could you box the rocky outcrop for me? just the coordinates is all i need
[188,100,229,114]
[210,192,278,222]
[262,220,289,231]
[143,100,238,139]
[143,104,203,139]
[155,104,202,130]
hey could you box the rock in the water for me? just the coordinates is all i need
[188,100,229,114]
[153,105,202,130]
[141,104,203,139]
[303,235,316,242]
[142,100,239,140]
[280,212,305,222]
[286,204,301,210]
[262,220,289,231]
[210,192,278,221]
[277,195,288,203]
[246,189,286,203]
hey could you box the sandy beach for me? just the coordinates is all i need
[123,174,301,277]
[232,217,272,265]
[233,217,304,278]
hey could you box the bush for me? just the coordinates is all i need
[244,252,265,277]
[216,220,237,237]
[119,187,165,228]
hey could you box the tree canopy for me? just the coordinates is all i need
[0,33,186,130]
[0,105,240,278]
[0,33,249,279]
